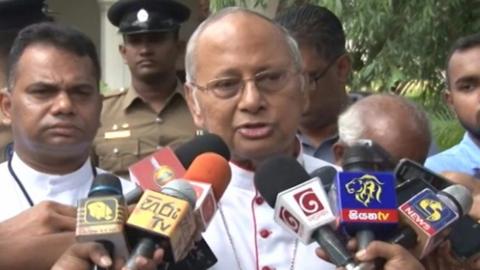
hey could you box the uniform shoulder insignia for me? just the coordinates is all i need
[103,88,128,99]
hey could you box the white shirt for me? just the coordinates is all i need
[203,153,337,270]
[0,153,135,222]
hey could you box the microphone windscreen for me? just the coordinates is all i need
[254,155,310,208]
[162,180,197,207]
[89,173,123,197]
[174,133,230,168]
[183,152,231,201]
[438,184,473,216]
[342,143,376,171]
[310,166,337,192]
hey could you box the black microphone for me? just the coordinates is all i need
[310,165,337,193]
[76,174,130,270]
[390,184,473,259]
[394,159,480,261]
[126,133,230,204]
[334,143,398,254]
[255,155,358,270]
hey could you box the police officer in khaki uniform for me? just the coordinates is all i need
[0,0,51,162]
[93,0,195,178]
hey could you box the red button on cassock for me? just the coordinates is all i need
[255,197,264,205]
[260,229,271,238]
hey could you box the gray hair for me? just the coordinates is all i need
[184,7,303,83]
[338,94,431,146]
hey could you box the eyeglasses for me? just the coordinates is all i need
[309,55,342,86]
[190,69,299,99]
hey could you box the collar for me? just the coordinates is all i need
[298,132,339,150]
[464,132,480,150]
[122,79,185,112]
[11,152,95,192]
[228,138,306,191]
[298,132,338,162]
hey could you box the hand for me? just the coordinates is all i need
[0,201,76,238]
[51,242,165,270]
[355,241,424,270]
[423,241,480,270]
[0,232,74,270]
[441,172,480,220]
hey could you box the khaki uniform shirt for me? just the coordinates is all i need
[93,82,195,179]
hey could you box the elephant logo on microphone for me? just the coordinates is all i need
[293,188,324,217]
[345,174,383,207]
[419,199,443,222]
[85,199,116,222]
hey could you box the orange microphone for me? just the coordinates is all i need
[183,152,231,231]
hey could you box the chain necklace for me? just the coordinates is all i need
[8,154,97,207]
[219,204,299,270]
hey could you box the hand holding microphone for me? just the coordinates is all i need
[76,174,130,269]
[255,155,357,270]
[51,242,164,270]
[126,179,197,264]
[354,241,425,270]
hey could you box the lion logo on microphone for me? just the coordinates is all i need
[345,174,383,207]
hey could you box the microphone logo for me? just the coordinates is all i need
[419,199,443,222]
[85,198,117,222]
[279,206,300,233]
[345,174,383,207]
[293,188,324,217]
[154,165,175,187]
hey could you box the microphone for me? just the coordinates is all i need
[182,152,231,231]
[394,159,480,261]
[164,152,231,270]
[126,179,198,263]
[76,174,130,268]
[449,216,480,263]
[392,184,473,258]
[254,155,358,270]
[334,144,398,249]
[310,165,337,193]
[127,133,230,204]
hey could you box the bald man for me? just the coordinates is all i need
[333,94,431,165]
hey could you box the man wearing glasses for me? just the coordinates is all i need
[276,4,352,163]
[183,7,336,270]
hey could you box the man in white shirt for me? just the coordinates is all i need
[0,22,135,269]
[183,7,335,270]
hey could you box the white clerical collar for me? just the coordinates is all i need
[228,148,306,191]
[10,152,96,202]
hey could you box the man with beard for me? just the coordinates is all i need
[93,0,195,179]
[425,33,480,177]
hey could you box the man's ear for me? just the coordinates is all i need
[301,74,311,114]
[118,44,127,64]
[332,142,345,167]
[184,84,205,128]
[335,54,351,84]
[0,88,12,125]
[444,89,455,111]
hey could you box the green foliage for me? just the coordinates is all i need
[209,0,479,150]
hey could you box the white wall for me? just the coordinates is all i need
[46,0,200,90]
